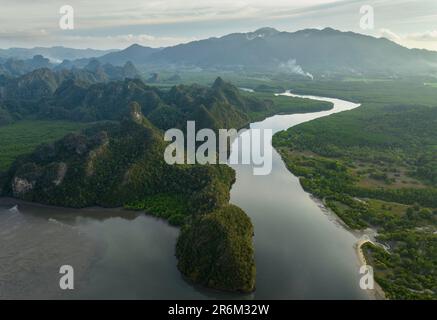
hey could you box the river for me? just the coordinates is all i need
[0,92,369,299]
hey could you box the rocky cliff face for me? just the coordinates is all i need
[12,177,34,196]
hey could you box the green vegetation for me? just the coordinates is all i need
[0,120,88,172]
[125,194,191,226]
[363,235,436,300]
[2,107,235,213]
[1,105,251,293]
[0,70,330,138]
[0,76,333,293]
[273,83,437,299]
[176,205,256,293]
[1,79,266,293]
[244,91,332,121]
[424,82,437,88]
[252,84,286,93]
[286,79,437,106]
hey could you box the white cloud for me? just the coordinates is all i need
[0,0,344,49]
[1,0,437,50]
[406,30,437,42]
[378,28,437,51]
[379,28,402,42]
[0,0,342,30]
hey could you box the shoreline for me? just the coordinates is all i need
[0,196,151,222]
[355,239,387,300]
[310,195,387,300]
[272,91,388,301]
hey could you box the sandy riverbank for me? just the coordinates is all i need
[355,239,387,300]
[311,195,387,300]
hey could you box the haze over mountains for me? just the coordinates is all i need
[0,47,116,63]
[77,27,437,77]
[2,27,437,78]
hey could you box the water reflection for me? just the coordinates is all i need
[0,92,369,299]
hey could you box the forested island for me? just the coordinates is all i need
[0,70,331,293]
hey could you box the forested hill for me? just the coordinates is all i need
[0,70,332,129]
[1,102,235,212]
[0,74,332,294]
[0,101,254,292]
[0,56,142,80]
[83,28,437,77]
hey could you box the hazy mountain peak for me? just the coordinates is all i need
[55,27,437,77]
[95,44,159,66]
[253,27,279,35]
[0,47,116,62]
[212,76,226,88]
[292,27,339,36]
[320,27,337,33]
[246,27,279,40]
[123,60,135,68]
[125,43,147,51]
[84,59,102,71]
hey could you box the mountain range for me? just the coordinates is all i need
[3,28,437,78]
[0,46,116,62]
[84,27,437,77]
[0,55,52,77]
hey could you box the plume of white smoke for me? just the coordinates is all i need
[279,59,313,80]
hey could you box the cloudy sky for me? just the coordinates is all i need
[1,0,436,50]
